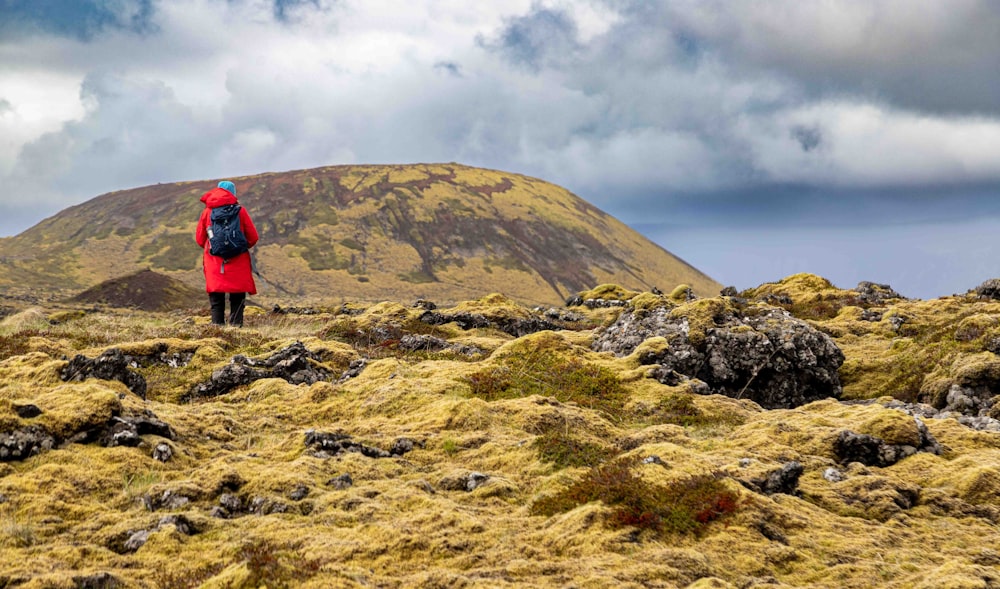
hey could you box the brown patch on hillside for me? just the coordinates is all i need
[69,269,203,311]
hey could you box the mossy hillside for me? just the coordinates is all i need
[0,163,722,307]
[0,286,999,587]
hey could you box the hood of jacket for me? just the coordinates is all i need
[200,187,239,208]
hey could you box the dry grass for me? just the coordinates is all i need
[1,283,1000,587]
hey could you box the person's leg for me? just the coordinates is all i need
[229,293,246,327]
[209,292,226,325]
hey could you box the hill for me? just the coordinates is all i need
[1,275,999,587]
[68,269,205,312]
[0,163,719,305]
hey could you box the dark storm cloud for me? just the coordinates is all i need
[644,0,1000,116]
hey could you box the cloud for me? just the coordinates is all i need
[0,0,999,298]
[0,0,156,41]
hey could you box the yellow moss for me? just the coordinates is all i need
[668,284,693,302]
[858,410,922,447]
[669,298,737,346]
[33,384,122,440]
[576,284,640,301]
[953,466,1000,506]
[630,292,673,313]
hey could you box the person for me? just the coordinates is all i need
[195,180,260,326]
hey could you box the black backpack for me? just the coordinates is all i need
[208,204,249,260]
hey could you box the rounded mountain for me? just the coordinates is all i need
[0,164,719,305]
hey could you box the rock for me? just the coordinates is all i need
[855,281,905,304]
[594,304,844,409]
[123,530,151,553]
[304,430,414,459]
[720,286,738,297]
[833,422,940,468]
[328,473,353,490]
[823,467,845,483]
[973,279,1000,300]
[419,309,561,337]
[61,349,147,399]
[859,309,883,322]
[98,412,174,448]
[439,471,490,492]
[0,426,55,461]
[217,493,241,515]
[744,461,804,495]
[12,404,42,419]
[338,358,367,383]
[152,443,172,462]
[189,342,332,399]
[289,485,309,501]
[398,334,481,356]
[71,572,122,589]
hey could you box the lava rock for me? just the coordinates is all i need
[12,404,42,419]
[328,473,353,490]
[152,443,173,462]
[189,341,332,399]
[0,426,55,461]
[594,304,844,409]
[61,349,147,399]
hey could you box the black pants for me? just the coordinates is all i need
[209,292,246,326]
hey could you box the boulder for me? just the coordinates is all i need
[594,303,844,409]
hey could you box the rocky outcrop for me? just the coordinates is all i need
[398,334,482,356]
[972,279,1000,300]
[594,303,844,409]
[418,309,567,337]
[188,342,334,399]
[62,349,147,399]
[304,430,420,459]
[0,409,173,462]
[833,418,941,468]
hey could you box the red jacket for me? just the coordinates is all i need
[195,187,260,294]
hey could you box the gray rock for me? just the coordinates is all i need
[973,279,1000,300]
[328,473,353,490]
[188,342,332,399]
[594,304,844,409]
[152,443,173,462]
[61,349,147,399]
[123,530,150,553]
[0,426,55,461]
[745,461,804,495]
[823,467,846,483]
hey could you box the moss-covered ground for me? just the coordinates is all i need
[1,275,1000,588]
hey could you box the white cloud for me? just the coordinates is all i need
[0,0,999,243]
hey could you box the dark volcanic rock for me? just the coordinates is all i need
[973,279,1000,300]
[61,348,147,399]
[418,309,563,337]
[594,304,844,409]
[833,420,941,468]
[189,341,332,399]
[0,426,55,461]
[398,334,482,356]
[304,430,418,459]
[743,461,804,496]
[854,281,906,304]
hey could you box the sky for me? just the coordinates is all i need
[1,0,999,299]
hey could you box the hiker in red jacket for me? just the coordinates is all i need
[195,180,260,326]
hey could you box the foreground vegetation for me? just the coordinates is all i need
[1,275,999,588]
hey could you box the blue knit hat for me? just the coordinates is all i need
[218,180,236,195]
